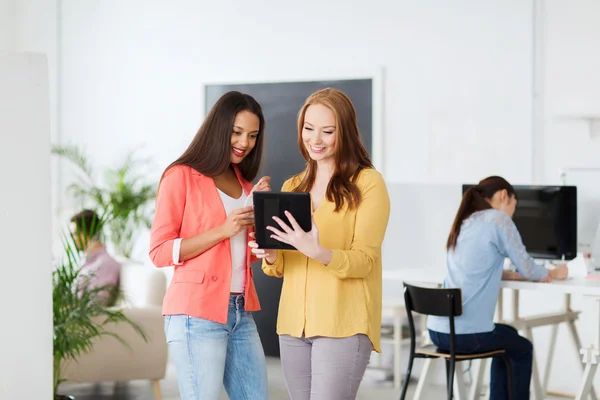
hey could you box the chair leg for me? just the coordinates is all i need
[152,379,162,400]
[445,358,456,400]
[444,359,451,397]
[501,355,514,400]
[399,354,415,400]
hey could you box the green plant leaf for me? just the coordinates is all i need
[53,226,148,394]
[52,144,95,179]
[52,144,157,258]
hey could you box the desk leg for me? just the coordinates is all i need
[513,290,543,399]
[575,361,598,400]
[413,358,433,400]
[524,327,544,400]
[542,323,558,392]
[469,358,487,400]
[412,319,434,399]
[513,289,520,320]
[393,311,402,389]
[454,366,468,400]
[568,318,597,399]
[575,297,600,400]
[498,289,504,322]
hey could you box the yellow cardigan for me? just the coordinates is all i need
[262,168,390,352]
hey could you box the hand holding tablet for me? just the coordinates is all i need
[248,232,276,261]
[252,192,312,250]
[220,206,254,238]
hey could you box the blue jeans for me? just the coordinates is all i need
[429,323,533,400]
[164,295,268,400]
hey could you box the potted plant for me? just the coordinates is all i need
[52,144,157,260]
[53,218,146,399]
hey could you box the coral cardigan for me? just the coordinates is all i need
[149,165,260,323]
[262,169,390,352]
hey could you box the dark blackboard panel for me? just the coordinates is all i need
[205,79,373,357]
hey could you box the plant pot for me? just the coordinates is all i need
[56,395,75,400]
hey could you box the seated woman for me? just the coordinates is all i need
[70,209,121,305]
[427,176,568,400]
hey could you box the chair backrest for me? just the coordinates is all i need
[402,282,463,354]
[403,283,463,317]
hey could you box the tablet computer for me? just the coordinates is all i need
[253,191,312,250]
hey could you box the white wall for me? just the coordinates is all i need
[57,0,534,183]
[0,0,16,51]
[543,0,600,182]
[2,0,62,250]
[14,0,59,144]
[0,0,58,141]
[0,51,53,399]
[54,0,535,261]
[544,0,600,167]
[543,0,600,253]
[22,0,62,256]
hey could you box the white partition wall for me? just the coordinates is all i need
[0,52,53,398]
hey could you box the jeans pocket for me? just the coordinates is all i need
[164,315,172,339]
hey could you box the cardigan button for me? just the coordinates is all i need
[211,275,217,282]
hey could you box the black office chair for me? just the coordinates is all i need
[399,283,514,400]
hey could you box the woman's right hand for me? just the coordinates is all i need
[248,232,277,264]
[220,206,255,238]
[548,264,569,280]
[252,176,271,193]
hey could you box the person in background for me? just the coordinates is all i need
[70,209,121,305]
[426,176,569,400]
[249,88,390,400]
[149,91,271,400]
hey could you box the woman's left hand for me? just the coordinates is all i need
[268,211,322,259]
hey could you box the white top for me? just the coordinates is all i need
[217,189,248,293]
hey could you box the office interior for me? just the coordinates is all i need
[2,0,600,399]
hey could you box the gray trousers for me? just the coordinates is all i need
[279,334,372,400]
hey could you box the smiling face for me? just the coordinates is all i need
[301,104,337,163]
[230,110,260,164]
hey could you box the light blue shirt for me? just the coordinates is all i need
[427,209,549,334]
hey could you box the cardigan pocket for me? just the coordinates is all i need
[173,269,206,284]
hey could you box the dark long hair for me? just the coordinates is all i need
[292,88,373,211]
[446,176,517,250]
[164,91,265,182]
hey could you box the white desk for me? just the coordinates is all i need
[383,268,600,400]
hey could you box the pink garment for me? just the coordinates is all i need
[77,247,121,295]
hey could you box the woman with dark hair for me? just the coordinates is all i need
[149,91,271,400]
[427,176,568,400]
[249,88,390,399]
[70,209,120,305]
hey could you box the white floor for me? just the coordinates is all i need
[60,356,448,399]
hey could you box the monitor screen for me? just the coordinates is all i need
[462,185,577,260]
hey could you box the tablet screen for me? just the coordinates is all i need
[253,191,312,250]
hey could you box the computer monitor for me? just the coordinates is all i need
[559,171,600,257]
[462,184,577,260]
